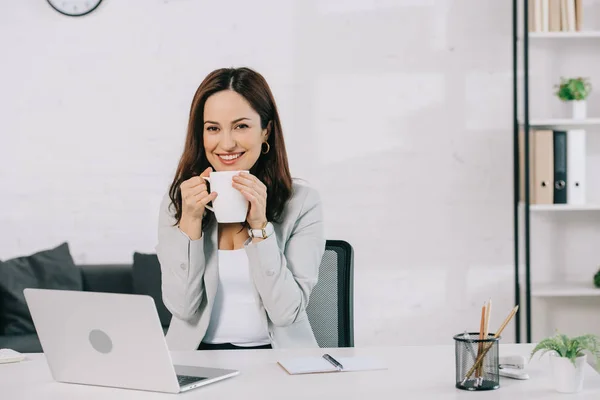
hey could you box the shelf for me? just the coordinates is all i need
[518,118,600,129]
[528,204,600,211]
[527,31,600,39]
[532,282,600,298]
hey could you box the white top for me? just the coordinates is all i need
[202,249,270,347]
[5,344,600,398]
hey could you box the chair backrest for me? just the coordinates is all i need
[306,240,354,348]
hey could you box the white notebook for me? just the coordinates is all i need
[278,355,387,375]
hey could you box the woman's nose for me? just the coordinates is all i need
[219,130,236,149]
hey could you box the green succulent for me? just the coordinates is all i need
[530,331,600,367]
[594,268,600,289]
[554,77,592,101]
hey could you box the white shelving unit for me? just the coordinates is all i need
[528,31,600,38]
[518,118,600,129]
[528,204,600,211]
[532,282,600,297]
[515,6,600,342]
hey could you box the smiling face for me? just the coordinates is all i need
[203,90,268,172]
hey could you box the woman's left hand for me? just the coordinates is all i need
[232,172,268,229]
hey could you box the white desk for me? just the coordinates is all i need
[1,344,600,399]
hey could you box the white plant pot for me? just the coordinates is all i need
[549,353,586,393]
[572,100,587,119]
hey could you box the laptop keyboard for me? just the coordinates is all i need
[177,375,206,387]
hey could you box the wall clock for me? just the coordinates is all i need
[46,0,103,17]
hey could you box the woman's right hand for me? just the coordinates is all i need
[179,167,217,233]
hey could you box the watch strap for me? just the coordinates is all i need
[248,222,274,239]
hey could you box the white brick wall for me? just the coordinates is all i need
[2,0,600,346]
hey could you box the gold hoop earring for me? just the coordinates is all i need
[261,142,270,154]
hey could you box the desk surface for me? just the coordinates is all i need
[1,344,600,399]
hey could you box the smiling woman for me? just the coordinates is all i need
[203,92,265,169]
[155,67,326,351]
[169,68,292,232]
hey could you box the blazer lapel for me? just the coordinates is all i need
[202,221,219,307]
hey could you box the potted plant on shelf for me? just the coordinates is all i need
[554,77,592,119]
[594,268,600,289]
[530,331,600,393]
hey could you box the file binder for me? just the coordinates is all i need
[553,130,568,204]
[567,129,586,205]
[519,128,554,204]
[534,130,554,204]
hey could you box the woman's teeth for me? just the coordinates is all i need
[219,153,242,161]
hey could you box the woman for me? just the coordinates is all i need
[156,67,325,351]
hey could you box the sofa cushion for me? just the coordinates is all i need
[132,252,172,327]
[0,334,43,353]
[0,243,82,335]
[80,263,133,294]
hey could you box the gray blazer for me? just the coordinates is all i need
[155,181,325,350]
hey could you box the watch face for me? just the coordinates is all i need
[47,0,103,16]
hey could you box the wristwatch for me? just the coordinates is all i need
[248,222,274,239]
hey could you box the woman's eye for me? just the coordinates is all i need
[235,124,249,130]
[206,126,218,132]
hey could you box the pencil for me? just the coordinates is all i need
[462,305,519,384]
[480,299,492,378]
[484,299,491,338]
[476,303,486,378]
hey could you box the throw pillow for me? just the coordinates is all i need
[132,252,172,327]
[0,242,82,335]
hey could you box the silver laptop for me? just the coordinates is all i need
[23,288,239,394]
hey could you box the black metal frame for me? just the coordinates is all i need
[513,0,532,343]
[326,240,355,347]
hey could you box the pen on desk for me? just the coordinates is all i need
[322,354,344,371]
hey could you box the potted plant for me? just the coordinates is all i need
[554,77,592,119]
[530,331,600,393]
[594,268,600,288]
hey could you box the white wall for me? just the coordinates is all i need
[2,0,600,347]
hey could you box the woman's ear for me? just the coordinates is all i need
[262,120,272,140]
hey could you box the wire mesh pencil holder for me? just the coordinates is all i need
[454,332,500,391]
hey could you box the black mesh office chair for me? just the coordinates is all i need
[306,240,354,348]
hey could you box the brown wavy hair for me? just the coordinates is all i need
[168,67,293,229]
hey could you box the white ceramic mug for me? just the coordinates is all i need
[202,170,249,223]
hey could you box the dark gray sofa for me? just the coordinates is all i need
[0,257,172,353]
